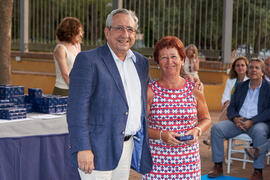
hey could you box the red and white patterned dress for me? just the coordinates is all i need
[143,80,200,180]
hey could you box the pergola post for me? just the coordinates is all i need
[113,0,123,10]
[20,0,29,52]
[222,0,233,63]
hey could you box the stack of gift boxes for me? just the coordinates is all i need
[0,85,68,120]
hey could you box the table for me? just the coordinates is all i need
[0,113,80,180]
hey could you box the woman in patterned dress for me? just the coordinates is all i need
[143,36,211,180]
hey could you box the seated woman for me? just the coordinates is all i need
[181,44,200,80]
[143,36,211,180]
[221,56,249,109]
[53,17,83,96]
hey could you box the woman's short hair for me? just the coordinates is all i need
[185,44,198,59]
[56,17,83,44]
[229,56,249,79]
[153,36,186,64]
[106,9,138,30]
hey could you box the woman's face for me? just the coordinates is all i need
[158,47,183,76]
[234,59,247,76]
[74,28,83,44]
[187,47,194,58]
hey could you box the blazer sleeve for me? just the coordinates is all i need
[251,82,270,123]
[252,109,270,123]
[67,52,96,153]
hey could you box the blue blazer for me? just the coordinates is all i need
[227,79,270,124]
[67,44,152,174]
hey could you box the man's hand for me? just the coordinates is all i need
[233,117,244,129]
[240,119,253,130]
[77,150,95,174]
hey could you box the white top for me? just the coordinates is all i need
[183,57,199,79]
[239,82,261,119]
[108,44,142,136]
[221,75,248,105]
[54,44,76,89]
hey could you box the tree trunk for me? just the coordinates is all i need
[0,0,13,84]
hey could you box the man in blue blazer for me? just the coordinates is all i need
[208,59,270,180]
[67,9,152,180]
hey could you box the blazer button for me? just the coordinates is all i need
[125,112,129,115]
[122,131,125,135]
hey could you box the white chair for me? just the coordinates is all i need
[227,133,253,174]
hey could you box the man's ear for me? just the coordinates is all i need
[104,27,109,39]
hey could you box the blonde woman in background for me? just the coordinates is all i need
[53,17,83,96]
[181,44,200,80]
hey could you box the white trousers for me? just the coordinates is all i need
[78,137,134,180]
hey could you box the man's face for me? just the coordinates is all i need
[264,58,270,78]
[104,13,136,58]
[248,61,264,81]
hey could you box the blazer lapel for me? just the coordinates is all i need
[133,56,144,90]
[239,81,249,108]
[258,79,266,113]
[99,44,128,106]
[133,55,147,119]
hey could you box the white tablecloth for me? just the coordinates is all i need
[0,113,68,138]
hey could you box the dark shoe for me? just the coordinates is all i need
[208,164,223,178]
[245,147,260,160]
[250,170,263,180]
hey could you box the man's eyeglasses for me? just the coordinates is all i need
[109,25,136,33]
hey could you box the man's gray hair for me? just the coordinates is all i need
[106,9,139,29]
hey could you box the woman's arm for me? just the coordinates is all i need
[195,88,211,134]
[193,58,200,72]
[54,46,70,85]
[185,85,211,144]
[221,78,235,105]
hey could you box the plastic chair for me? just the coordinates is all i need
[227,133,253,174]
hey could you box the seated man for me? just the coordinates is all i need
[244,57,270,160]
[208,59,270,180]
[264,56,270,82]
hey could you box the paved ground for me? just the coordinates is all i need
[129,111,270,179]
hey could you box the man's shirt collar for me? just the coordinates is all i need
[107,43,136,63]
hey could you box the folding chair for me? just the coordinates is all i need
[227,133,253,174]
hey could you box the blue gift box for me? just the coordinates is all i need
[28,88,42,97]
[0,107,27,120]
[9,95,25,105]
[42,95,59,106]
[58,96,68,105]
[0,86,13,99]
[0,103,14,108]
[40,105,56,114]
[0,99,10,103]
[13,86,24,96]
[25,103,33,113]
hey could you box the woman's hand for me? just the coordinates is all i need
[184,129,199,145]
[161,131,182,146]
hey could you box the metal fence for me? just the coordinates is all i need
[12,0,270,59]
